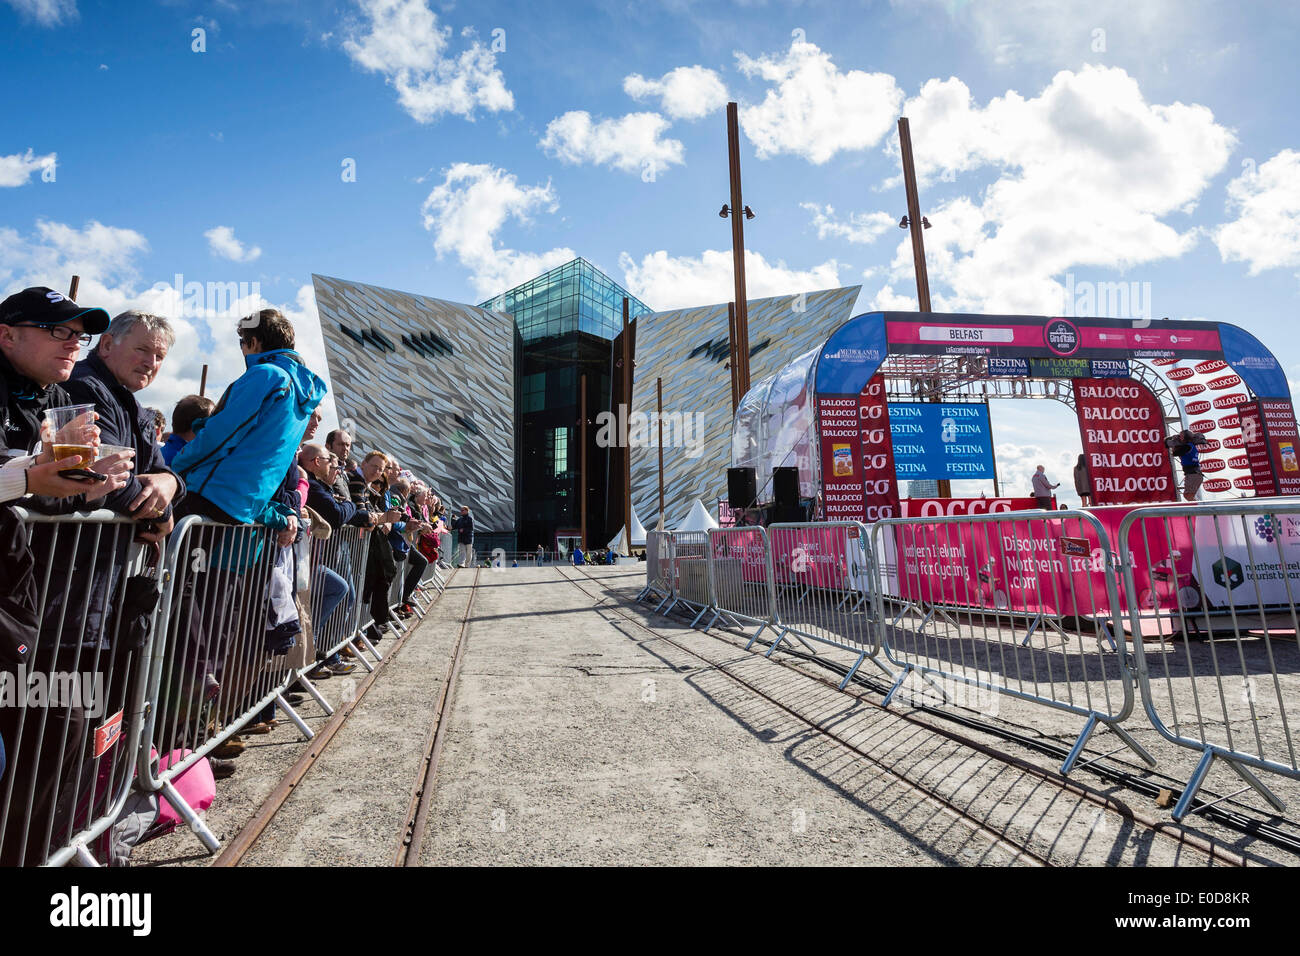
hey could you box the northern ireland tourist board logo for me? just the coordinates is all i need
[1044,319,1079,356]
[1213,556,1245,591]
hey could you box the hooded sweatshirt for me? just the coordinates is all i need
[172,349,326,524]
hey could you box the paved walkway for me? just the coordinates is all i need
[135,566,1295,866]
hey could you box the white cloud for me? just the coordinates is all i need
[802,203,894,244]
[342,0,512,123]
[863,67,1234,315]
[623,66,729,121]
[204,225,263,263]
[539,111,684,175]
[1214,149,1300,276]
[902,0,1212,70]
[735,40,903,164]
[420,162,576,299]
[2,0,76,26]
[0,219,339,434]
[617,248,843,311]
[0,149,56,187]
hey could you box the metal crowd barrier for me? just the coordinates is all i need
[638,532,672,604]
[768,522,886,688]
[293,523,375,712]
[869,510,1152,774]
[669,531,712,623]
[2,509,163,867]
[137,515,316,854]
[1118,501,1300,820]
[706,527,777,643]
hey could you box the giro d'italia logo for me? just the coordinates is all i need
[1044,318,1080,356]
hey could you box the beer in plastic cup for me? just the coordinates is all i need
[42,404,97,472]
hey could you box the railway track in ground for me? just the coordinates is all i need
[560,565,1259,868]
[212,568,474,868]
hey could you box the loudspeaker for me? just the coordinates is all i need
[773,467,799,508]
[727,467,757,508]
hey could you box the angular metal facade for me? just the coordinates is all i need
[313,273,516,531]
[630,286,861,525]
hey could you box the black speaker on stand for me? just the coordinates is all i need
[727,467,757,509]
[773,467,799,507]
[771,467,803,523]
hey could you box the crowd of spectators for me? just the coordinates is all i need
[0,286,457,864]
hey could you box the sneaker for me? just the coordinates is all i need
[210,757,238,779]
[328,661,357,676]
[308,665,333,680]
[283,692,305,705]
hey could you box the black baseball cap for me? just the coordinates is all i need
[0,286,110,334]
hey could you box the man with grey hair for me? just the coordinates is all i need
[64,309,184,541]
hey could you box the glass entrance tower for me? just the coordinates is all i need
[480,258,651,551]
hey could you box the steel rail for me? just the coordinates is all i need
[395,568,481,866]
[211,570,461,867]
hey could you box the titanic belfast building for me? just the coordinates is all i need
[313,258,859,550]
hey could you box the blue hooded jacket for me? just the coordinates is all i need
[172,349,326,524]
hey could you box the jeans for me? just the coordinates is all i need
[403,550,428,602]
[313,565,353,662]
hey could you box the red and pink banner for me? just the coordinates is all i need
[767,525,860,589]
[711,527,768,575]
[1259,399,1300,497]
[894,506,1193,617]
[1073,378,1176,505]
[898,497,1041,518]
[819,394,865,521]
[1240,401,1277,496]
[859,375,900,522]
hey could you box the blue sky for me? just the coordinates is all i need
[3,0,1299,499]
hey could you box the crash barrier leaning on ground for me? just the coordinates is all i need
[0,509,161,867]
[1117,501,1300,821]
[1,509,444,866]
[637,532,672,608]
[643,500,1300,821]
[868,509,1151,776]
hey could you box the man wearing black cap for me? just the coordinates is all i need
[0,286,135,866]
[0,287,133,499]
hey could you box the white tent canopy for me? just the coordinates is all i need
[676,499,719,533]
[607,505,647,552]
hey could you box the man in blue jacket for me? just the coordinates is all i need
[172,308,326,528]
[166,309,326,751]
[171,308,325,545]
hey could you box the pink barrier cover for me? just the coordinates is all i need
[894,506,1194,616]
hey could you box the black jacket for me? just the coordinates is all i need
[306,474,369,530]
[0,350,85,514]
[64,351,185,520]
